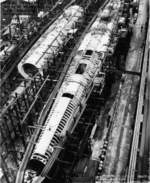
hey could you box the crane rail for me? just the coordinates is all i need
[127,1,149,181]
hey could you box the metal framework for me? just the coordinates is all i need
[1,1,106,182]
[14,1,108,182]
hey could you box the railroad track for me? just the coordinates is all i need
[127,0,149,181]
[138,2,150,179]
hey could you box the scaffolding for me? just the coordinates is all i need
[1,1,107,182]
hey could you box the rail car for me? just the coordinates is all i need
[23,0,124,182]
[18,5,84,79]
